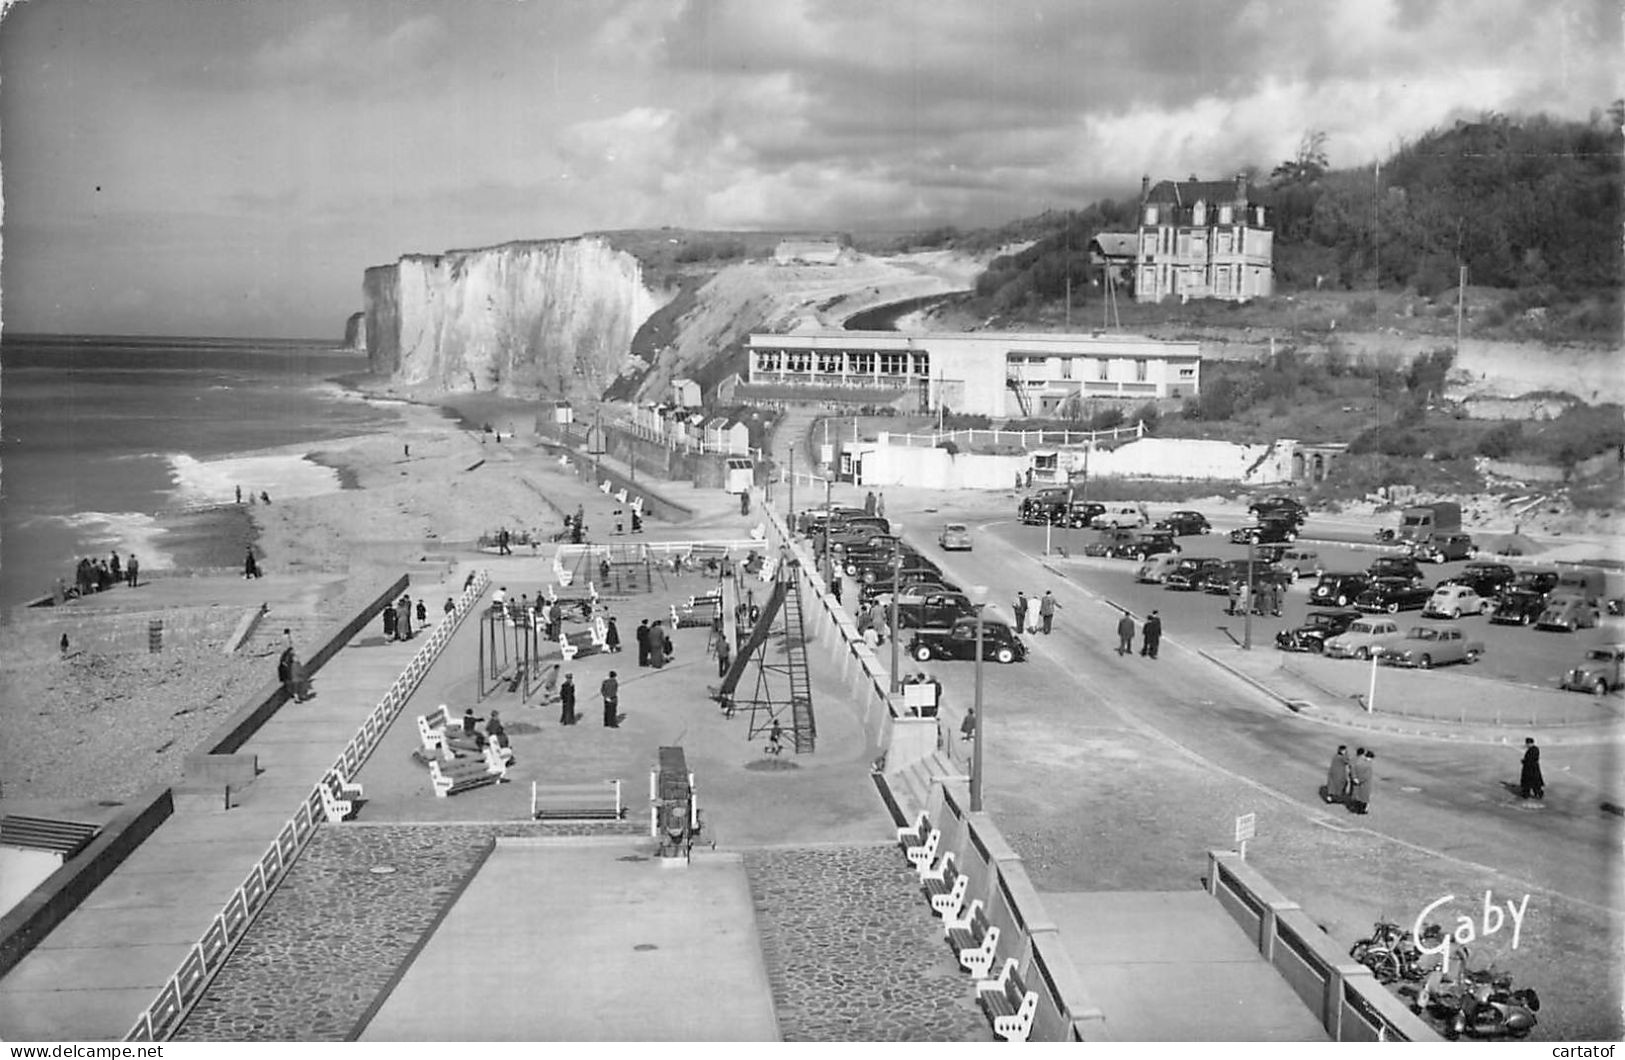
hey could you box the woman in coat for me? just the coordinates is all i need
[1519,738,1545,799]
[1324,745,1352,804]
[1348,749,1373,814]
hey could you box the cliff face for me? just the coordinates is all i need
[363,238,669,399]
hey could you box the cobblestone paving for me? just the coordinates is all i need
[175,820,641,1041]
[743,846,993,1042]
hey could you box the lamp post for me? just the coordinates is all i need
[788,447,795,523]
[889,539,904,693]
[969,585,988,812]
[821,476,835,588]
[1243,536,1256,650]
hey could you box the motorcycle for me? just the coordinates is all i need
[1411,956,1539,1040]
[1374,528,1397,543]
[1350,920,1450,984]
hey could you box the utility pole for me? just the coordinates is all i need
[1243,536,1255,650]
[970,589,987,812]
[788,447,795,523]
[1456,265,1468,360]
[889,546,903,693]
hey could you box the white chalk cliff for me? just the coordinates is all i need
[364,237,669,399]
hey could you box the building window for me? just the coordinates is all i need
[879,352,908,375]
[1135,359,1148,382]
[1061,357,1073,380]
[1097,358,1110,381]
[817,351,843,374]
[1144,205,1158,225]
[911,352,930,376]
[785,350,811,373]
[1179,368,1195,378]
[1193,201,1206,226]
[1219,205,1233,224]
[756,350,781,373]
[849,351,874,375]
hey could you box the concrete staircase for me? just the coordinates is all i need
[770,406,823,480]
[888,748,968,819]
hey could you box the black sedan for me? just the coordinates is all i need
[1354,577,1434,614]
[1276,610,1362,653]
[1489,589,1550,626]
[1156,510,1212,536]
[909,618,1027,664]
[1229,521,1299,545]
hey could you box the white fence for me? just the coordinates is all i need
[126,570,491,1042]
[885,421,1146,450]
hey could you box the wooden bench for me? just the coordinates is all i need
[977,958,1039,1042]
[947,902,1001,979]
[920,851,968,920]
[530,780,624,820]
[417,705,479,757]
[0,815,100,859]
[319,770,364,822]
[897,811,932,850]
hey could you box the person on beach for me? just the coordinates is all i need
[126,555,139,588]
[1519,738,1545,800]
[260,491,271,505]
[236,485,242,504]
[1116,612,1135,655]
[601,671,620,727]
[60,633,69,657]
[244,547,261,580]
[110,553,121,584]
[444,597,455,618]
[1323,745,1351,804]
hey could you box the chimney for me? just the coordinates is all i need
[1236,172,1248,204]
[1140,174,1151,203]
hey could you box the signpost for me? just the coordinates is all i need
[1235,812,1256,861]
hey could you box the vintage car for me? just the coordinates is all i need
[1443,564,1521,600]
[827,530,901,557]
[894,592,977,630]
[908,617,1027,664]
[1489,588,1550,626]
[1067,501,1107,528]
[1155,509,1212,536]
[868,583,960,611]
[797,506,868,535]
[1018,489,1072,525]
[938,522,973,551]
[1535,594,1601,632]
[843,544,926,577]
[1411,533,1476,564]
[1559,644,1624,696]
[1324,616,1407,660]
[1377,625,1484,668]
[1367,555,1426,583]
[1094,505,1149,530]
[1135,552,1186,584]
[1354,577,1434,614]
[858,561,946,591]
[1106,530,1180,561]
[1276,610,1362,653]
[1248,496,1308,525]
[1504,568,1560,597]
[1082,529,1141,557]
[1276,547,1323,582]
[1229,519,1299,545]
[1309,572,1372,608]
[1200,559,1263,595]
[1422,584,1490,619]
[1164,557,1227,591]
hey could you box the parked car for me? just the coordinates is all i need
[1107,530,1181,561]
[1377,625,1484,668]
[1489,589,1550,626]
[895,592,977,630]
[1535,594,1601,632]
[1422,584,1490,619]
[843,544,923,577]
[909,617,1027,664]
[1310,572,1372,608]
[869,584,959,611]
[1094,505,1149,530]
[1164,557,1227,591]
[1082,529,1142,557]
[858,562,944,590]
[938,523,973,551]
[1155,510,1211,536]
[828,530,900,556]
[1276,547,1323,582]
[1067,501,1107,528]
[1411,533,1476,564]
[1277,609,1362,653]
[1559,644,1625,696]
[1504,568,1560,598]
[1354,577,1433,614]
[798,506,868,535]
[1248,496,1308,525]
[1443,565,1521,600]
[1368,555,1425,583]
[1135,552,1186,584]
[1324,617,1407,660]
[1018,489,1072,525]
[1229,519,1299,545]
[1202,559,1286,597]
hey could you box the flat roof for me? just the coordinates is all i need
[750,330,1199,355]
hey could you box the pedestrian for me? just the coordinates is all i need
[637,619,651,667]
[382,602,398,640]
[740,490,751,516]
[876,492,886,518]
[717,635,731,677]
[1116,611,1135,655]
[126,554,139,588]
[493,586,507,612]
[277,645,293,694]
[59,633,69,657]
[1519,738,1545,800]
[560,674,577,725]
[548,601,563,641]
[1141,611,1162,658]
[444,596,455,617]
[864,490,877,516]
[1324,745,1352,804]
[110,552,121,584]
[960,706,976,743]
[404,443,410,458]
[830,574,843,604]
[416,599,428,626]
[601,671,620,727]
[1014,591,1030,632]
[1269,580,1283,617]
[606,617,621,653]
[244,547,260,580]
[650,621,669,668]
[236,484,242,504]
[1348,748,1373,814]
[464,571,476,592]
[1039,590,1059,634]
[1237,582,1252,618]
[398,594,413,640]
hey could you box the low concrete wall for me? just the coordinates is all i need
[204,574,410,755]
[0,785,174,980]
[1206,851,1438,1041]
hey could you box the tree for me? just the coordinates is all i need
[1271,130,1330,186]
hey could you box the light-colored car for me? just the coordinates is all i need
[1135,553,1184,583]
[1094,505,1148,530]
[1377,625,1484,668]
[1560,644,1624,696]
[1324,617,1406,660]
[1277,547,1322,582]
[938,523,972,551]
[1422,583,1489,619]
[1536,594,1601,632]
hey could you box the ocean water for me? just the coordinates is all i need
[0,334,400,611]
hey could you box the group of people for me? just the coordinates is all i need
[549,668,622,728]
[1324,745,1376,814]
[64,551,139,599]
[448,706,508,753]
[234,485,272,506]
[863,490,887,518]
[1013,590,1062,635]
[381,593,429,641]
[276,629,311,703]
[636,619,672,668]
[1115,610,1163,658]
[1226,579,1284,617]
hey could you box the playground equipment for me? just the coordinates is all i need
[711,554,816,753]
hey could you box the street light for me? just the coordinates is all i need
[888,529,904,693]
[1244,536,1256,651]
[821,476,835,588]
[969,585,988,812]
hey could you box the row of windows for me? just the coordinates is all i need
[753,349,928,376]
[1012,357,1152,382]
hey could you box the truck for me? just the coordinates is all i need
[1553,563,1625,614]
[1397,501,1462,545]
[1559,644,1624,696]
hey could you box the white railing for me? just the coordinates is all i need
[126,570,492,1042]
[885,421,1146,450]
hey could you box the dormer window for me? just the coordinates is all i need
[1192,201,1206,226]
[1218,205,1233,225]
[1144,205,1158,225]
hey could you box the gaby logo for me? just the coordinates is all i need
[1413,890,1530,975]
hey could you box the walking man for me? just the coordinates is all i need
[717,635,731,677]
[1039,590,1059,634]
[636,619,651,666]
[1519,737,1545,800]
[1014,592,1030,633]
[559,674,577,725]
[1324,744,1352,804]
[601,671,620,727]
[126,554,139,588]
[1116,611,1136,656]
[1140,610,1162,658]
[1348,748,1373,814]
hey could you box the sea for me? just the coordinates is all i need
[0,334,402,613]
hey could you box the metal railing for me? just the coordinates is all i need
[885,421,1146,450]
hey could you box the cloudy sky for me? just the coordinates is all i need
[1,0,1616,338]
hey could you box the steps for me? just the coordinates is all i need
[888,749,967,819]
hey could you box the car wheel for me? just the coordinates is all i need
[1418,654,1432,669]
[912,645,932,662]
[1465,649,1480,663]
[863,570,877,584]
[1386,602,1400,614]
[1451,608,1461,619]
[1286,530,1298,542]
[1356,647,1371,660]
[995,646,1015,664]
[1519,612,1531,626]
[1595,679,1610,697]
[844,563,858,577]
[1336,594,1349,607]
